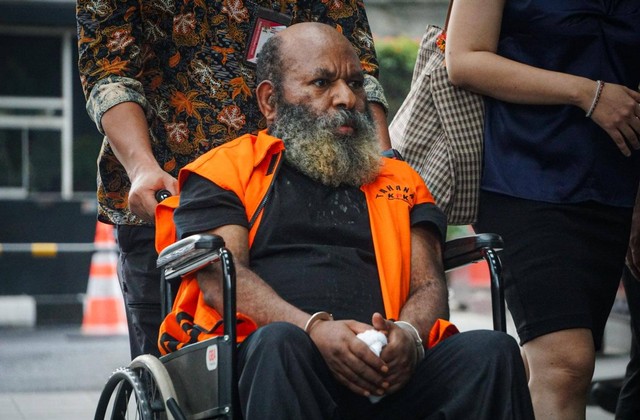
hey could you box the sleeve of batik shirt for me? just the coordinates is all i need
[304,1,389,113]
[76,0,152,134]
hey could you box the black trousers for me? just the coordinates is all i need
[617,266,640,418]
[474,191,632,350]
[115,225,162,358]
[237,323,534,420]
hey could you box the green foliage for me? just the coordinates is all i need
[446,225,475,240]
[375,36,420,120]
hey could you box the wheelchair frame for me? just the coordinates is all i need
[94,232,504,420]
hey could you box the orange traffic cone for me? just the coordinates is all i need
[467,260,490,287]
[82,222,128,335]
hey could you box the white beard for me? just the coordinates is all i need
[269,103,382,187]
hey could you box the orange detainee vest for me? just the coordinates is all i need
[155,130,457,355]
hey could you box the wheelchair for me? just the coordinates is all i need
[94,232,505,420]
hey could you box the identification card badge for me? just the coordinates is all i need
[244,7,291,66]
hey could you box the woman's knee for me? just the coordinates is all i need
[524,329,595,389]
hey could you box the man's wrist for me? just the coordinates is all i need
[394,321,425,362]
[304,311,333,334]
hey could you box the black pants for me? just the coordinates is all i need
[115,225,162,358]
[474,191,632,350]
[237,323,534,420]
[617,266,640,418]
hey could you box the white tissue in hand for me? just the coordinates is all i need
[356,330,388,404]
[356,329,388,356]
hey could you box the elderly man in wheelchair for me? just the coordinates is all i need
[96,22,534,420]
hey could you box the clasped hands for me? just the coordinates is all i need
[308,312,421,398]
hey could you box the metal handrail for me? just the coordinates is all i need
[0,242,117,257]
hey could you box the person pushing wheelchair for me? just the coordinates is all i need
[155,22,534,420]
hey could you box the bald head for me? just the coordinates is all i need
[278,22,357,61]
[255,22,362,89]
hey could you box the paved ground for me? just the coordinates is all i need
[0,307,627,419]
[0,327,129,420]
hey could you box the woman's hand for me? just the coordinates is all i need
[590,83,640,157]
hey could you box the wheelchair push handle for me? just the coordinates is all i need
[156,189,172,202]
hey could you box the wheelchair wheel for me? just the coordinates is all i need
[94,367,152,420]
[130,355,182,420]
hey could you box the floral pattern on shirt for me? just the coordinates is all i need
[77,0,386,225]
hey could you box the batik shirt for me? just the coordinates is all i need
[77,0,387,225]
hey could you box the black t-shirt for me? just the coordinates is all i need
[174,163,441,323]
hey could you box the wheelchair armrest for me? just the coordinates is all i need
[444,233,506,332]
[157,233,237,340]
[157,234,226,281]
[443,233,504,271]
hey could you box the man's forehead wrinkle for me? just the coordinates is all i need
[310,66,364,80]
[312,67,335,78]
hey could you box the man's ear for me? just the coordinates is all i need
[256,81,277,125]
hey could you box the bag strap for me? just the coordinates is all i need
[443,0,454,31]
